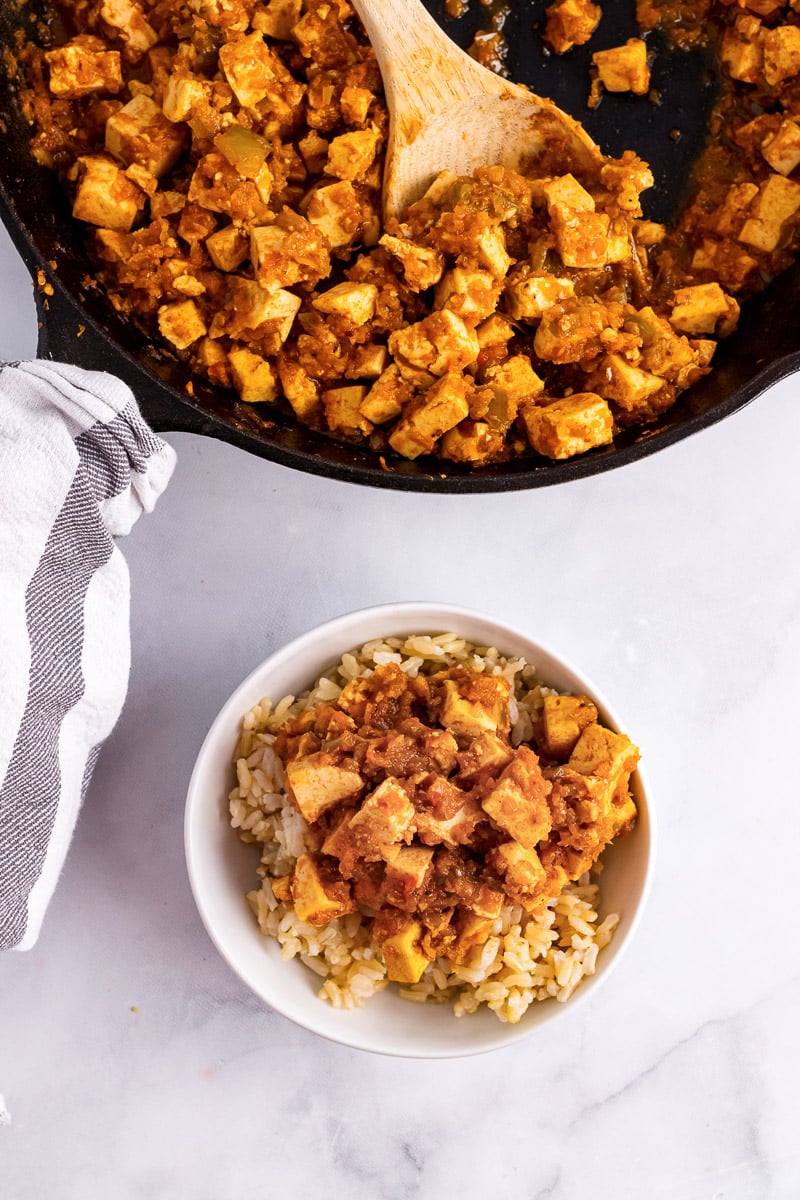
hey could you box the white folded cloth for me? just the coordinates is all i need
[0,360,176,950]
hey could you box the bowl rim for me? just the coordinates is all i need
[184,601,657,1058]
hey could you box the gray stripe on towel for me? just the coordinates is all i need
[76,401,165,503]
[0,471,114,949]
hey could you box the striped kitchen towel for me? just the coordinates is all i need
[0,360,176,951]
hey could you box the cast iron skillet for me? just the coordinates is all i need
[1,0,799,492]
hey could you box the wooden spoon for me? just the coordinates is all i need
[350,0,604,221]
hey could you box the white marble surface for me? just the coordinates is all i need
[1,215,800,1200]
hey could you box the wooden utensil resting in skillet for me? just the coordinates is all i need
[349,0,601,220]
[1,0,799,492]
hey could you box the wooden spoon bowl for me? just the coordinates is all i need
[351,0,604,220]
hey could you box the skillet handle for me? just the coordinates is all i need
[34,278,214,435]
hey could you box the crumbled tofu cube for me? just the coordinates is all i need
[388,372,472,459]
[124,163,158,196]
[105,94,186,178]
[383,846,434,906]
[434,269,501,324]
[223,282,302,344]
[312,282,378,324]
[733,112,777,158]
[187,151,271,219]
[205,225,249,272]
[473,224,514,278]
[546,766,609,826]
[599,154,654,212]
[434,669,511,738]
[229,347,279,402]
[691,240,760,291]
[689,339,717,370]
[631,305,701,378]
[412,788,486,849]
[610,794,637,839]
[72,156,144,230]
[290,853,356,925]
[93,228,132,262]
[292,5,360,67]
[483,356,544,408]
[388,310,479,376]
[320,810,361,876]
[504,268,576,320]
[596,354,665,411]
[481,746,552,850]
[552,207,612,269]
[322,384,373,436]
[325,128,381,181]
[171,270,205,297]
[45,36,123,98]
[270,875,292,904]
[633,219,666,246]
[568,726,640,838]
[569,723,640,795]
[670,283,740,337]
[286,753,364,822]
[373,912,429,983]
[540,176,618,268]
[538,694,598,758]
[763,25,800,85]
[99,0,158,62]
[720,17,764,83]
[348,778,416,857]
[298,130,329,174]
[219,32,283,109]
[475,313,515,348]
[337,661,420,727]
[742,0,782,13]
[305,181,362,248]
[762,118,800,176]
[379,234,445,290]
[195,337,229,386]
[544,0,601,53]
[489,841,547,908]
[738,174,800,252]
[440,420,501,463]
[534,298,626,364]
[714,182,760,237]
[605,221,635,265]
[521,394,614,459]
[178,204,217,246]
[157,299,207,350]
[251,214,330,289]
[542,173,596,213]
[592,38,651,94]
[161,72,210,123]
[277,359,320,419]
[456,732,514,782]
[340,85,373,125]
[446,910,496,964]
[252,0,303,40]
[359,364,414,424]
[350,343,388,378]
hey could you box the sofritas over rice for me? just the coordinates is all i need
[229,634,639,1023]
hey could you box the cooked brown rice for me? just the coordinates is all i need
[229,633,620,1024]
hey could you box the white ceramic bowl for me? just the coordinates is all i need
[185,603,654,1058]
